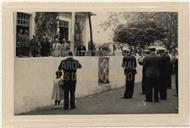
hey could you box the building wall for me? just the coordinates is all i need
[29,12,36,39]
[14,56,142,114]
[14,12,88,46]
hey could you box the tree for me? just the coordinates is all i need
[88,12,93,50]
[100,12,178,50]
[113,19,166,48]
[35,12,59,43]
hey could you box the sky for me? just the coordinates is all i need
[91,12,126,46]
[91,12,114,45]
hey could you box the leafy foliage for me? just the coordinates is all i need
[113,19,166,47]
[75,14,86,47]
[35,12,59,43]
[100,12,178,50]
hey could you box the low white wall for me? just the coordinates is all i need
[14,56,142,114]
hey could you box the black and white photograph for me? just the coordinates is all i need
[14,11,179,115]
[2,2,189,127]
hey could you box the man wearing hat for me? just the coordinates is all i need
[143,46,161,102]
[58,52,82,110]
[122,48,137,98]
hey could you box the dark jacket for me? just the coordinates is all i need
[58,57,82,82]
[122,55,137,74]
[143,53,161,78]
[23,34,29,47]
[160,53,171,77]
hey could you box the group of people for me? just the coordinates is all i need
[16,29,52,57]
[16,30,88,57]
[16,29,30,57]
[122,46,178,102]
[51,45,178,110]
[52,39,87,57]
[51,38,71,57]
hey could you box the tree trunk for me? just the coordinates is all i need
[88,12,94,52]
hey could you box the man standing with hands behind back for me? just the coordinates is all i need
[143,46,161,102]
[122,48,137,99]
[58,52,82,110]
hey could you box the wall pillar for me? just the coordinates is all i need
[71,12,75,54]
[29,13,36,40]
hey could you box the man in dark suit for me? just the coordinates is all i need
[16,29,24,57]
[143,47,161,102]
[58,52,82,110]
[44,38,51,56]
[159,50,171,100]
[23,30,29,56]
[30,35,39,57]
[122,49,137,98]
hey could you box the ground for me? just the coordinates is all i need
[20,75,178,115]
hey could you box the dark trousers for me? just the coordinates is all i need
[24,46,29,56]
[142,75,146,94]
[124,73,135,98]
[54,100,60,106]
[16,46,25,56]
[31,47,38,57]
[159,77,167,99]
[145,78,159,102]
[63,82,76,109]
[167,75,172,89]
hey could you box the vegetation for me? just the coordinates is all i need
[35,12,59,43]
[100,12,178,50]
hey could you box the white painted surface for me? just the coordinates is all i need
[14,56,142,114]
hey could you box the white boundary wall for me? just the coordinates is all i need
[14,56,142,114]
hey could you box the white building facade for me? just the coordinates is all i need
[14,12,91,56]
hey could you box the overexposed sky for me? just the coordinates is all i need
[91,12,126,45]
[91,12,113,45]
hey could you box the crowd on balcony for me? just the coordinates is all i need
[16,29,91,57]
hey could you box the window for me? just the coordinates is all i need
[17,12,30,27]
[16,12,30,56]
[59,20,69,28]
[59,20,69,43]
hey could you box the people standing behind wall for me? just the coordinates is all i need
[122,49,137,99]
[60,38,70,57]
[16,29,24,57]
[23,30,30,57]
[88,41,96,56]
[30,35,39,57]
[143,47,161,102]
[44,38,51,56]
[159,49,171,100]
[40,38,46,57]
[76,42,86,56]
[52,38,61,57]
